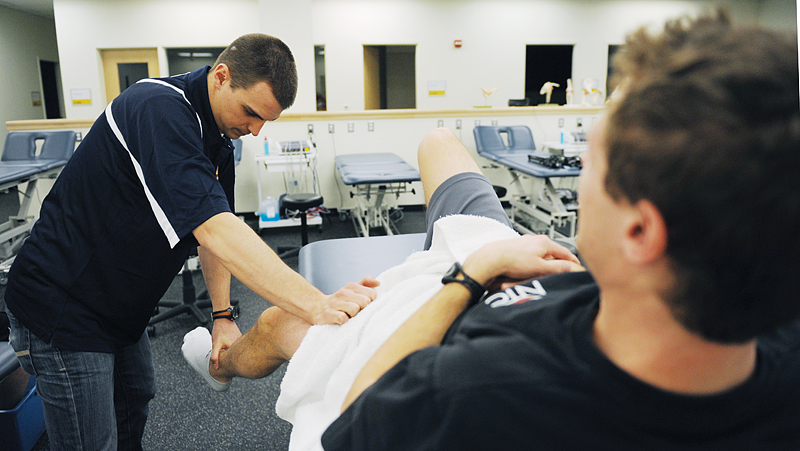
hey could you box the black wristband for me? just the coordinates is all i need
[441,262,486,305]
[211,306,239,321]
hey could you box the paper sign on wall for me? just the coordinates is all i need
[428,81,446,96]
[71,89,92,105]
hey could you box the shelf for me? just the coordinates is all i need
[258,215,322,230]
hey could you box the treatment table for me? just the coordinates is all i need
[473,125,581,244]
[299,232,426,294]
[335,153,420,237]
[0,130,76,283]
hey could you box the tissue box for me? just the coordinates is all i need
[0,377,46,451]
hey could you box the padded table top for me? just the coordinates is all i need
[335,153,421,185]
[299,233,427,295]
[478,149,581,178]
[0,159,69,185]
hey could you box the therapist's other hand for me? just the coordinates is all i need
[313,276,380,325]
[210,319,242,370]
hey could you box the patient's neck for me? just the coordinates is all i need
[592,290,757,395]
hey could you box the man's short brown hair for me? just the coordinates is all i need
[606,10,800,342]
[215,33,298,110]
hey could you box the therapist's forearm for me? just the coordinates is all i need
[194,212,324,324]
[198,245,232,312]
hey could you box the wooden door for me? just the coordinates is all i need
[101,48,160,105]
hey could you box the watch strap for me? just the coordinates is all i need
[212,306,238,321]
[442,262,485,304]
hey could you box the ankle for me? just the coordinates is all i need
[208,362,231,382]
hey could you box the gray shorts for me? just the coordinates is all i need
[424,172,512,249]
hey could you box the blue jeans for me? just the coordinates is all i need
[6,309,155,451]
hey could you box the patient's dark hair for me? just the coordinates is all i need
[605,9,800,342]
[215,33,298,110]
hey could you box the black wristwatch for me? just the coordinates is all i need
[441,262,486,305]
[212,306,239,321]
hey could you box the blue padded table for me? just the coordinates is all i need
[473,125,580,243]
[335,153,420,237]
[299,232,426,294]
[0,130,76,283]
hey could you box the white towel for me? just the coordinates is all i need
[276,214,519,451]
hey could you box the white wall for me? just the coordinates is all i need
[52,0,262,120]
[51,0,794,120]
[0,6,59,144]
[311,0,779,111]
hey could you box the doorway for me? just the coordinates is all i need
[363,45,416,110]
[101,48,160,104]
[525,45,573,105]
[39,60,62,119]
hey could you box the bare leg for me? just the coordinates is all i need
[211,307,310,381]
[417,127,484,206]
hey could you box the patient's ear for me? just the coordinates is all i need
[621,199,667,264]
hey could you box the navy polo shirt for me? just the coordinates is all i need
[5,66,235,352]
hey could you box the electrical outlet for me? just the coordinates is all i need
[308,124,314,134]
[456,120,462,129]
[558,118,564,128]
[492,120,498,126]
[368,121,374,132]
[475,120,481,127]
[577,118,583,128]
[328,124,335,133]
[76,132,82,141]
[348,122,354,133]
[437,119,444,128]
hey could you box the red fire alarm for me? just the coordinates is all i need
[454,40,462,48]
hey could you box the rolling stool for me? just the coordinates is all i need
[278,193,324,259]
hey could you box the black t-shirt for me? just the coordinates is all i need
[4,67,235,352]
[322,272,800,450]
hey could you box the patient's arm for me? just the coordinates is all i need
[341,234,582,412]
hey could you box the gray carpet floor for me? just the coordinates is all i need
[4,207,427,451]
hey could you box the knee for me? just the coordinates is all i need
[252,307,282,339]
[418,127,457,160]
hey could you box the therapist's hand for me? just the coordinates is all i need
[311,276,380,325]
[210,318,242,370]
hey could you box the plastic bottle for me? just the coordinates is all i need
[264,139,281,155]
[258,197,279,221]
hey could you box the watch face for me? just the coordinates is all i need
[444,263,460,280]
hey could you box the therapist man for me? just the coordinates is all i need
[4,33,376,451]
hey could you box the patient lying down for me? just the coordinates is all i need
[183,13,800,447]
